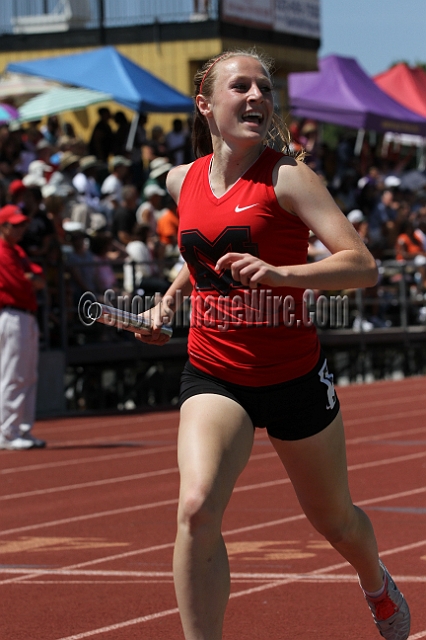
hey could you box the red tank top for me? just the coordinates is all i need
[177,146,320,386]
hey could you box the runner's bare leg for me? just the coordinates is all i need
[269,411,383,592]
[173,394,254,640]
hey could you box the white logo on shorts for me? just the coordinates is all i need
[318,359,336,410]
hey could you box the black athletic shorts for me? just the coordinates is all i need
[179,352,340,441]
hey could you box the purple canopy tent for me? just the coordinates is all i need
[288,55,426,136]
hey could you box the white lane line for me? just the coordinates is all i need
[36,408,426,447]
[346,424,426,445]
[233,451,426,496]
[0,427,178,450]
[338,378,426,394]
[44,431,176,448]
[28,377,426,437]
[2,451,426,538]
[3,413,425,478]
[0,567,425,582]
[343,393,426,410]
[0,444,177,476]
[225,485,426,538]
[0,498,179,538]
[347,450,426,471]
[52,541,426,640]
[0,541,176,586]
[0,447,171,476]
[3,445,426,505]
[0,446,270,480]
[2,487,426,587]
[19,580,175,585]
[344,408,426,427]
[55,606,181,640]
[0,467,179,502]
[0,451,274,500]
[1,569,176,577]
[38,413,178,435]
[6,577,423,586]
[342,383,426,400]
[410,631,426,639]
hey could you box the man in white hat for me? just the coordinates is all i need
[47,151,81,199]
[136,183,166,236]
[72,155,103,210]
[100,155,132,218]
[22,160,53,188]
[347,209,369,244]
[143,157,173,193]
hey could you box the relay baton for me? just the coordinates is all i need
[87,302,173,338]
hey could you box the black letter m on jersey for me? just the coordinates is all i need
[180,226,258,295]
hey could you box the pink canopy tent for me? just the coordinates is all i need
[374,63,426,118]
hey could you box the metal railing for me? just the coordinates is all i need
[33,255,426,414]
[1,0,219,34]
[34,256,426,352]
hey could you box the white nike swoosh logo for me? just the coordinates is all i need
[235,203,259,212]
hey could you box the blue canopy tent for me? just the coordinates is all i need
[7,46,194,113]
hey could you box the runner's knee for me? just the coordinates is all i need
[306,504,357,545]
[177,487,223,540]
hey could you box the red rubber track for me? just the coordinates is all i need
[1,376,426,639]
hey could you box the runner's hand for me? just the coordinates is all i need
[216,253,285,288]
[134,294,175,345]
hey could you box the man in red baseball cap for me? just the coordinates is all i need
[0,203,28,225]
[0,204,46,450]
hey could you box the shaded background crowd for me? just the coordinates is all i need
[0,108,193,346]
[293,119,426,331]
[1,109,426,347]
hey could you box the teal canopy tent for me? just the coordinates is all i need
[17,86,112,122]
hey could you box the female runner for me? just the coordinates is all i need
[136,49,410,640]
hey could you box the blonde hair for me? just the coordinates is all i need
[192,49,304,161]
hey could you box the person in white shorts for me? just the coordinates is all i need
[0,205,46,450]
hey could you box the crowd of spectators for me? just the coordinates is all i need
[0,110,192,345]
[1,111,426,346]
[291,119,426,330]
